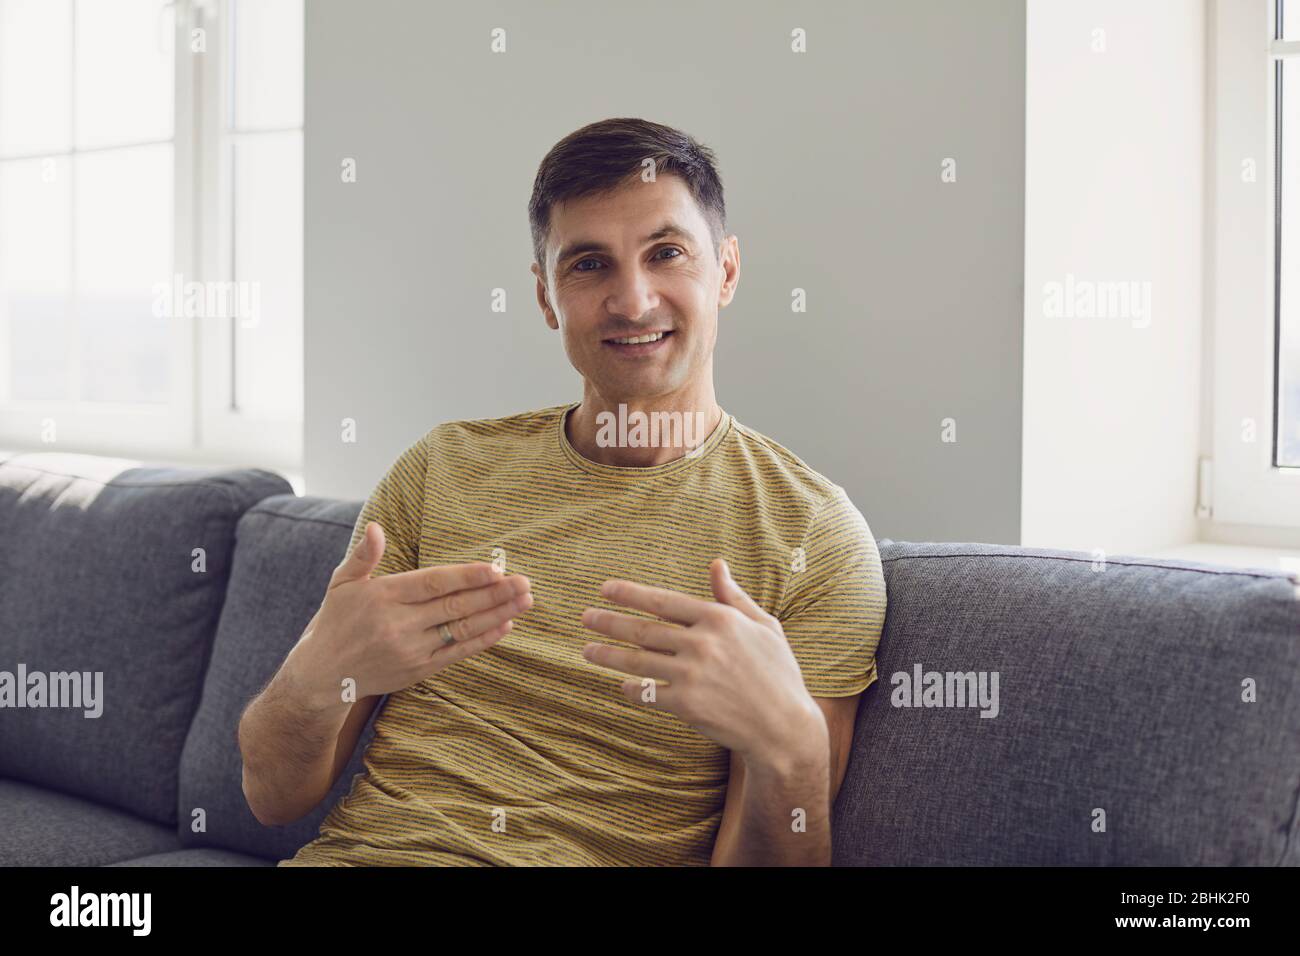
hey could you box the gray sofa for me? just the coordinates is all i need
[1,450,1296,866]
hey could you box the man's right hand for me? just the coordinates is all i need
[289,521,532,708]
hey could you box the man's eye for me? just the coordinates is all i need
[574,248,679,272]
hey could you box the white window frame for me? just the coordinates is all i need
[1210,0,1300,528]
[196,0,302,471]
[0,0,302,473]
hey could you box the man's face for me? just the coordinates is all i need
[532,173,738,405]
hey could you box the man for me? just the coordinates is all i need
[240,117,887,866]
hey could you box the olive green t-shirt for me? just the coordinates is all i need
[279,402,886,866]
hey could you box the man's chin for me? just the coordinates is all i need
[583,377,688,406]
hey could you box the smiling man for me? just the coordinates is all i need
[244,117,887,866]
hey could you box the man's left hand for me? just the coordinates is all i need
[579,559,826,769]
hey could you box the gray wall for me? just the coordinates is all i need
[304,0,1025,543]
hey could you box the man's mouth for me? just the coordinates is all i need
[602,330,674,354]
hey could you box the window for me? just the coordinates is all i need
[1210,0,1300,528]
[0,0,303,471]
[1277,0,1300,466]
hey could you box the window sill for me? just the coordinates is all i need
[1146,542,1300,575]
[0,442,304,497]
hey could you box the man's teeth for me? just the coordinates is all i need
[610,332,666,345]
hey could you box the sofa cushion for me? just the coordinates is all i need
[831,542,1300,866]
[177,494,383,861]
[0,452,291,825]
[107,848,273,866]
[0,779,182,866]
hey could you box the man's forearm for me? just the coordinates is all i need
[238,646,351,826]
[712,740,832,866]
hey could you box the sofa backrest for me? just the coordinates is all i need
[8,450,1296,867]
[832,541,1300,866]
[0,451,291,825]
[177,494,373,860]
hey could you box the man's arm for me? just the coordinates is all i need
[710,693,861,866]
[239,522,532,826]
[239,647,376,827]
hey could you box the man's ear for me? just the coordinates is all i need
[532,262,559,330]
[717,235,740,310]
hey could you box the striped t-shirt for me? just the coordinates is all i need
[279,402,886,866]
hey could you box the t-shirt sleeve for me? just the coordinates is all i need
[345,432,429,579]
[775,486,887,698]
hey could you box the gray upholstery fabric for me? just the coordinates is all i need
[108,848,273,867]
[5,446,1298,867]
[832,541,1300,866]
[0,779,181,866]
[177,494,381,861]
[0,453,291,825]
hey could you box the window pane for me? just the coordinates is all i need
[0,156,71,400]
[0,0,72,156]
[1280,57,1300,465]
[1286,0,1298,41]
[75,0,173,149]
[230,0,303,130]
[232,131,301,418]
[75,144,172,403]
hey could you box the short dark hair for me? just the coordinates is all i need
[528,117,727,271]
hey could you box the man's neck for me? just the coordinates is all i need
[566,393,723,468]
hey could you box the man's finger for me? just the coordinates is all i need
[402,574,530,632]
[599,578,712,625]
[330,521,386,586]
[427,585,533,646]
[382,561,503,603]
[421,618,514,676]
[580,640,683,682]
[709,558,770,623]
[618,676,679,711]
[580,607,688,653]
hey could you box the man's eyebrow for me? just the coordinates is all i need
[555,221,695,265]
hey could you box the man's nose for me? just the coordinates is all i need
[603,265,659,321]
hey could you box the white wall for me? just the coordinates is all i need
[1022,0,1205,554]
[304,0,1027,544]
